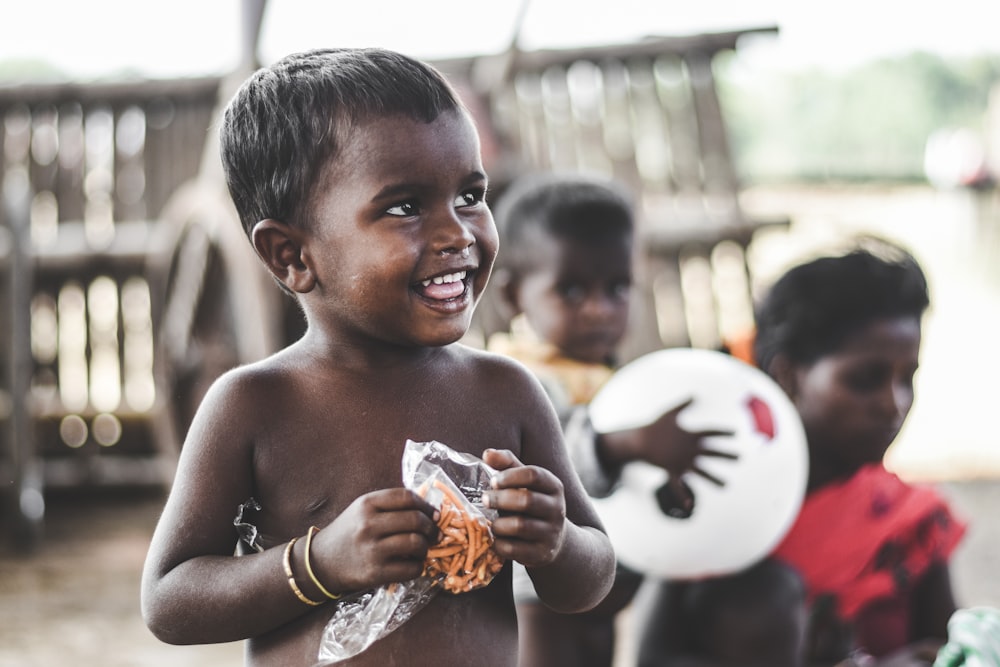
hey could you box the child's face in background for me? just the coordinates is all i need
[514,231,631,365]
[789,316,921,475]
[302,109,497,348]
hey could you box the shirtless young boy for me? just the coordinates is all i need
[140,47,615,667]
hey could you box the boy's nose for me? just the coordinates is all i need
[431,210,476,256]
[580,293,619,320]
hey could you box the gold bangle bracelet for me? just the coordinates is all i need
[305,526,341,600]
[282,537,323,606]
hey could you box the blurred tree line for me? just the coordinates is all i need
[717,50,1000,184]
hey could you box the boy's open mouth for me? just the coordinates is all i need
[416,270,468,301]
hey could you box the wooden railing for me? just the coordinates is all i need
[0,77,222,544]
[438,26,785,358]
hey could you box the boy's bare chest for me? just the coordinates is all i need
[249,372,521,520]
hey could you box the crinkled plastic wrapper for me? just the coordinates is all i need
[315,439,503,664]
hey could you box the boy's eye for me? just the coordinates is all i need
[386,201,419,217]
[609,281,632,299]
[559,284,586,304]
[844,365,889,393]
[454,188,485,208]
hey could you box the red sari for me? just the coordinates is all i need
[772,463,966,655]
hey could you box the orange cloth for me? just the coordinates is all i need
[722,327,756,366]
[772,463,966,621]
[487,317,614,407]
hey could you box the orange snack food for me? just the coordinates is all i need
[420,478,505,593]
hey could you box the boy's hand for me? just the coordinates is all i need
[607,398,737,513]
[481,448,567,569]
[633,398,737,480]
[310,488,438,594]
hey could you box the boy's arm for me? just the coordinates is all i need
[563,406,620,498]
[140,371,437,644]
[482,368,616,614]
[485,448,614,613]
[141,372,312,643]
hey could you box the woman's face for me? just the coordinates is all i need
[788,316,922,477]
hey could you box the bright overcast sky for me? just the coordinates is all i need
[2,0,999,80]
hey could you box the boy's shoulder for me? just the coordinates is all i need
[455,342,545,383]
[200,347,303,407]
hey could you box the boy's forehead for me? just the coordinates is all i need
[343,107,474,141]
[517,228,631,274]
[332,109,481,169]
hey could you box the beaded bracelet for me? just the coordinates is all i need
[282,537,323,606]
[305,526,341,600]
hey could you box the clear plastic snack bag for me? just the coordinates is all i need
[316,439,504,664]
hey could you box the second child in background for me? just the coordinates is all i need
[487,172,733,667]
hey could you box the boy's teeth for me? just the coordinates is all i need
[421,270,466,287]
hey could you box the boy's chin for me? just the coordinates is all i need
[419,322,475,348]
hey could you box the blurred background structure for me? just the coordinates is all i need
[1,1,999,664]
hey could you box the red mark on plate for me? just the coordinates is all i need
[746,395,775,440]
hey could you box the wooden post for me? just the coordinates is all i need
[3,171,43,550]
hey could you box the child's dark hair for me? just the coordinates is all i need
[220,47,466,240]
[753,236,930,373]
[492,172,634,276]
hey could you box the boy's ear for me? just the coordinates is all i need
[251,219,316,294]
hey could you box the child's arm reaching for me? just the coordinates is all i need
[482,447,615,613]
[593,398,736,510]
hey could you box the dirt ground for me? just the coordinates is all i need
[1,477,998,667]
[0,487,244,667]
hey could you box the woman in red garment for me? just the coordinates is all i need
[636,237,966,667]
[755,238,966,665]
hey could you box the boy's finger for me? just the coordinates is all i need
[483,448,523,471]
[694,428,735,439]
[692,464,726,487]
[490,518,558,550]
[489,491,563,524]
[490,464,561,494]
[666,397,695,415]
[697,447,739,460]
[366,488,435,516]
[366,506,438,539]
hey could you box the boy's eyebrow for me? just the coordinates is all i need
[371,170,489,201]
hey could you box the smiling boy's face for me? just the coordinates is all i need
[299,109,498,349]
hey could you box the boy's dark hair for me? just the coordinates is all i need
[753,236,930,373]
[219,47,465,240]
[492,172,634,276]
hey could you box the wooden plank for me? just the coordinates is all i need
[1,172,43,548]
